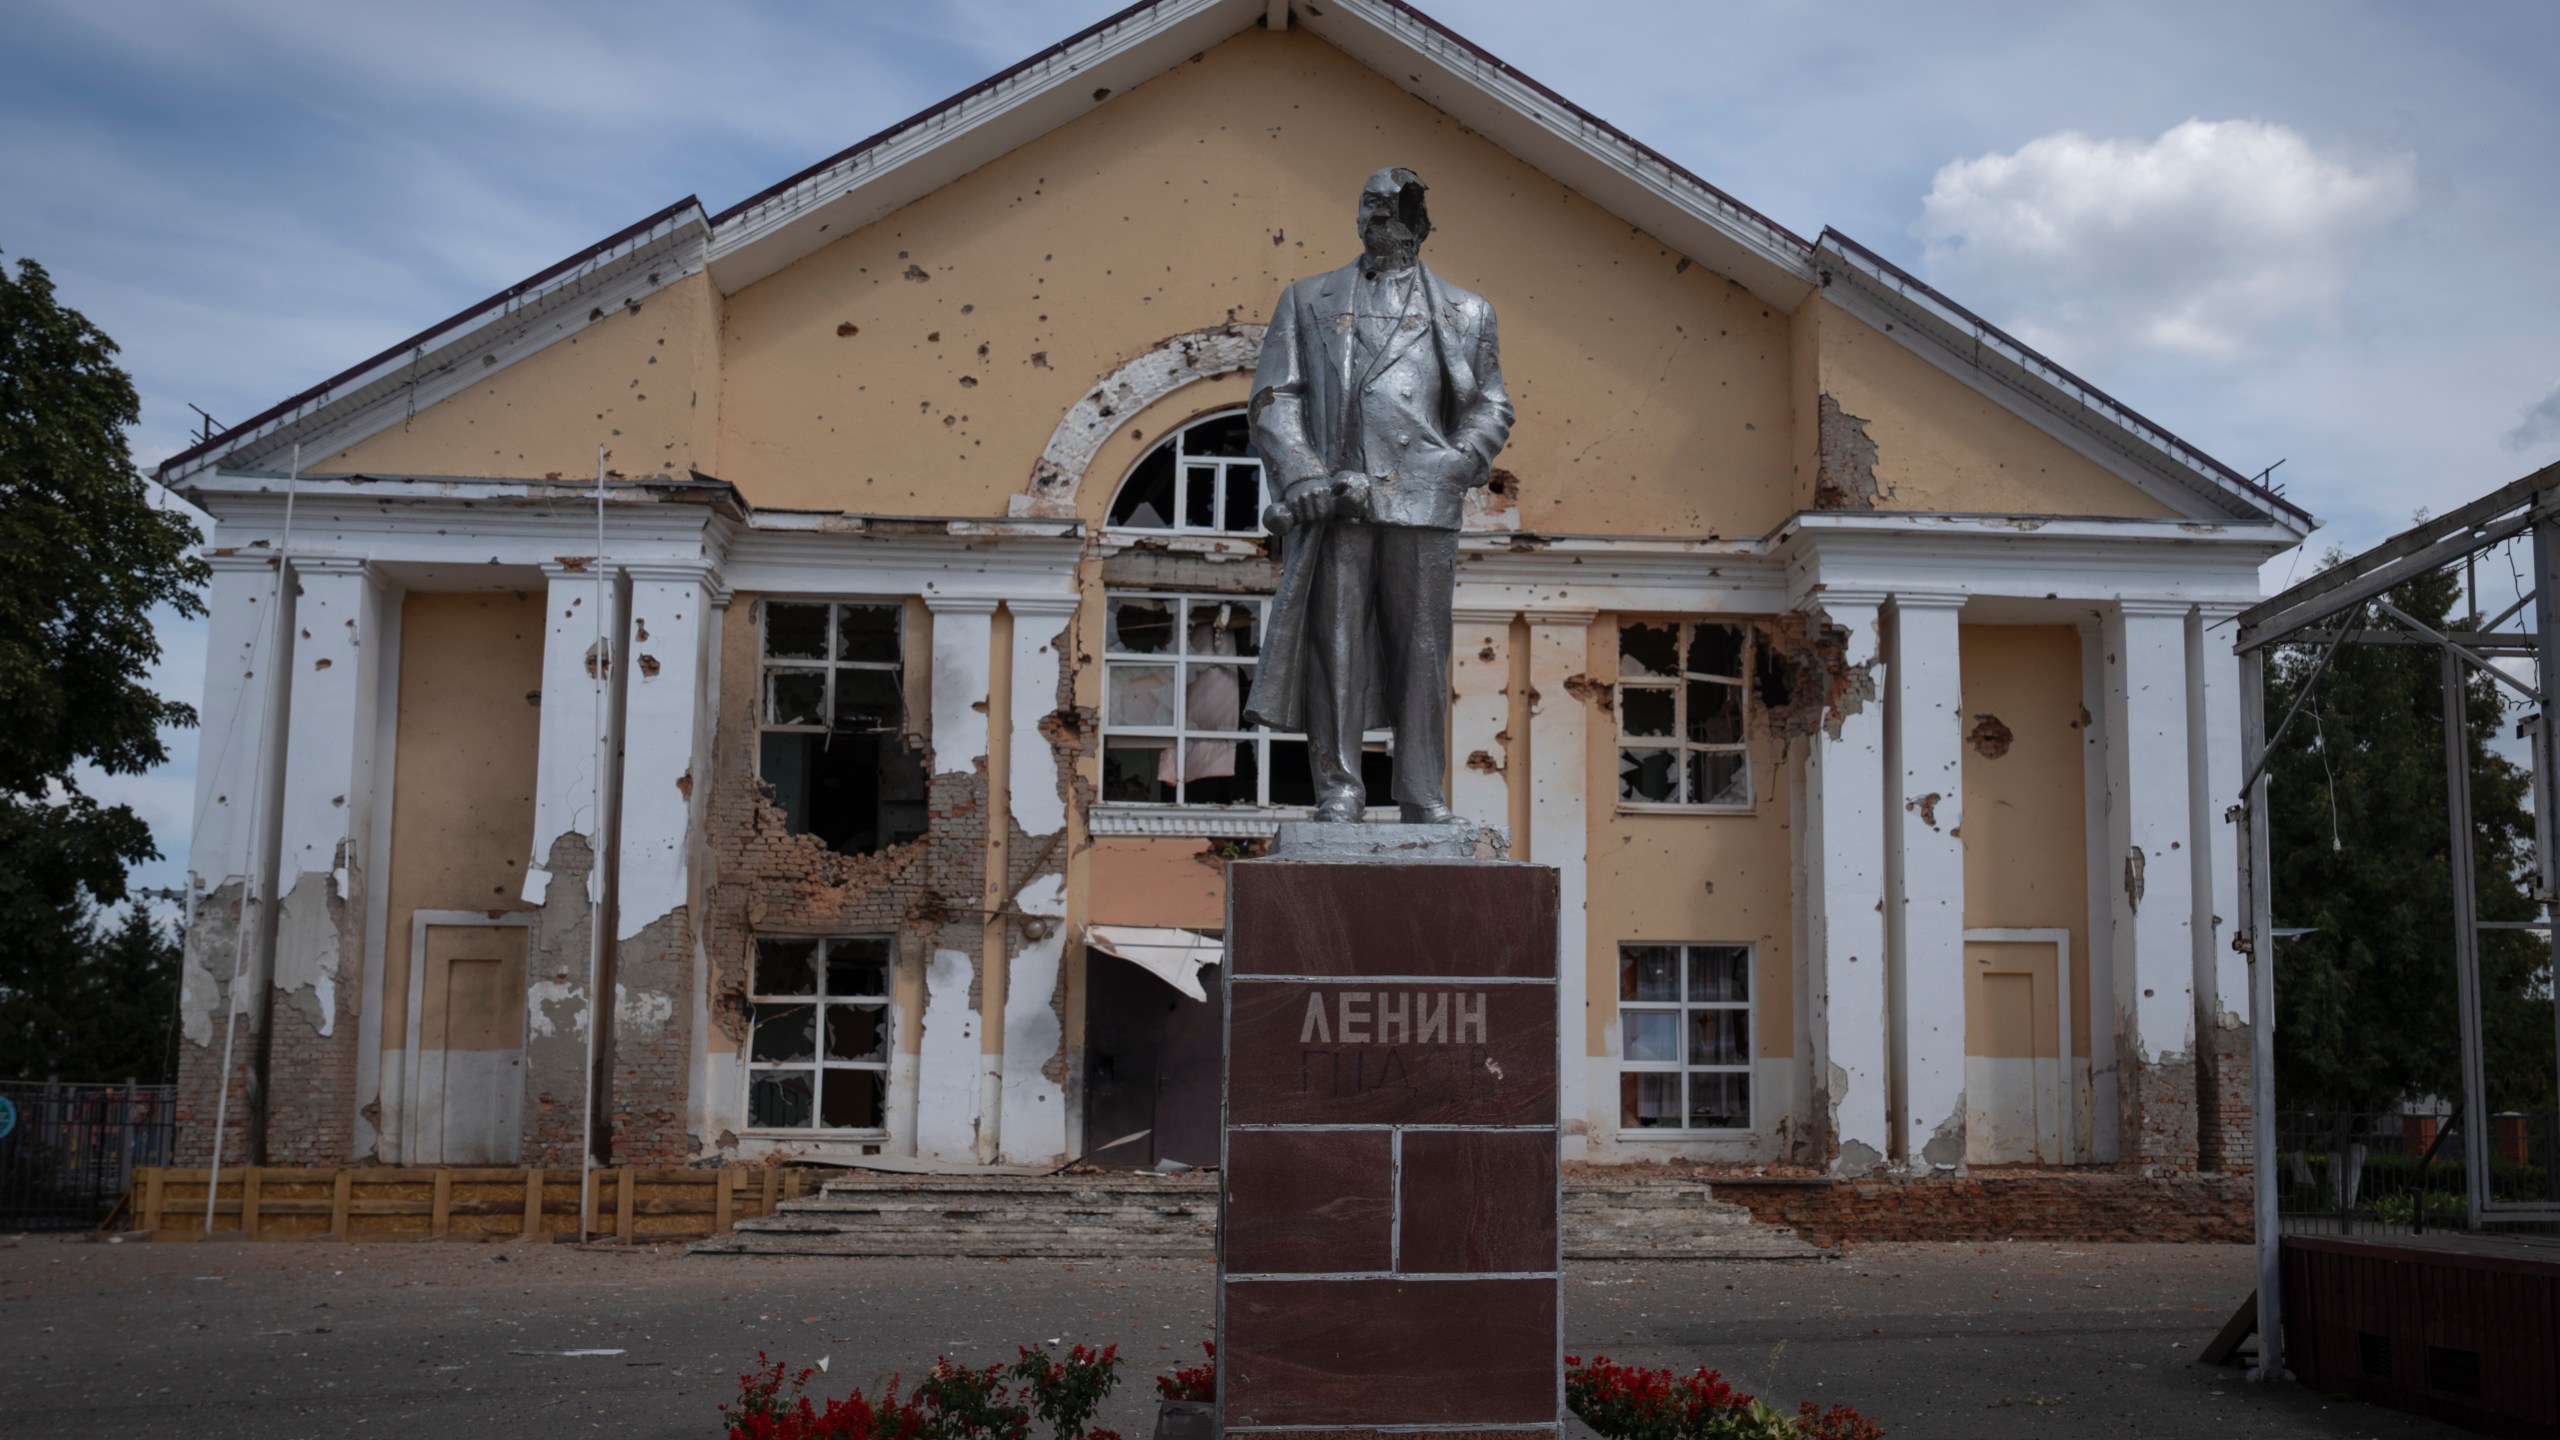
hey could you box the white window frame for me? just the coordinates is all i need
[1615,619,1753,813]
[1105,411,1272,538]
[1615,941,1755,1135]
[1100,591,1287,808]
[758,598,905,736]
[742,935,895,1136]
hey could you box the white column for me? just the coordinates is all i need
[1525,608,1596,1158]
[187,555,291,902]
[1004,598,1078,840]
[1804,591,1891,1173]
[923,596,1000,1162]
[2190,604,2248,1026]
[999,597,1077,1166]
[525,562,620,903]
[2105,600,2199,1166]
[1449,606,1516,831]
[1887,594,1968,1170]
[614,565,715,941]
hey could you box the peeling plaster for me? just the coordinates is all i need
[1922,1099,1967,1170]
[614,982,676,1038]
[2124,844,2147,912]
[998,873,1070,1164]
[1813,394,1885,510]
[527,980,587,1040]
[917,947,982,1162]
[272,870,346,1038]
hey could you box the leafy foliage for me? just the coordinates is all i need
[0,902,181,1082]
[2265,561,2556,1113]
[0,253,205,1035]
[1152,1341,1214,1402]
[1565,1355,1882,1440]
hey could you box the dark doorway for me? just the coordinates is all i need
[1082,951,1221,1168]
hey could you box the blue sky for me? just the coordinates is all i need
[8,0,2558,902]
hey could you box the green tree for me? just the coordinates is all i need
[2267,560,2556,1115]
[0,902,181,1083]
[0,253,206,976]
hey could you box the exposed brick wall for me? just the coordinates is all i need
[696,595,1001,1157]
[1714,1169,2252,1247]
[173,883,262,1167]
[2198,1023,2255,1175]
[2122,1049,2202,1173]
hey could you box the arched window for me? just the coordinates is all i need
[1097,410,1395,811]
[1107,411,1270,535]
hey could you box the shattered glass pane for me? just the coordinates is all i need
[1688,750,1748,807]
[1687,1072,1749,1129]
[1687,1009,1748,1066]
[750,1004,816,1063]
[833,669,902,732]
[1621,685,1675,738]
[1267,740,1315,806]
[767,670,825,726]
[765,603,828,660]
[1187,413,1253,457]
[1107,664,1177,727]
[1622,1011,1680,1064]
[1184,665,1250,734]
[1103,743,1175,802]
[1619,748,1679,802]
[1223,468,1263,533]
[1620,1072,1681,1129]
[1107,597,1175,655]
[748,1070,814,1129]
[754,940,818,997]
[1620,945,1680,1002]
[825,938,889,998]
[1185,467,1218,529]
[836,605,900,665]
[1687,623,1744,678]
[1110,445,1176,529]
[1687,945,1750,1002]
[820,1068,885,1129]
[825,1004,888,1063]
[1620,622,1679,679]
[1687,680,1743,744]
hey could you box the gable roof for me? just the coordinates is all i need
[155,0,2311,534]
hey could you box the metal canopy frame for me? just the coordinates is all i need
[2232,460,2560,1380]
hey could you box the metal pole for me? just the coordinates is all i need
[2442,647,2491,1230]
[203,444,300,1235]
[2531,518,2560,1196]
[2238,644,2285,1380]
[579,447,608,1242]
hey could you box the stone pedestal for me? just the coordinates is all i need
[1218,833,1561,1439]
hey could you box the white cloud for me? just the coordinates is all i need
[1914,119,2417,361]
[2505,380,2560,454]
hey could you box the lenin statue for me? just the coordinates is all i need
[1240,167,1515,824]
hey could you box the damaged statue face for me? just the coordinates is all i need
[1356,166,1430,271]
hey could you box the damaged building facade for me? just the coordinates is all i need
[158,0,2310,1191]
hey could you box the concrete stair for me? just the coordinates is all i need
[692,1173,1821,1260]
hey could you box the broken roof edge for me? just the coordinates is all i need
[155,196,710,483]
[1815,229,2316,536]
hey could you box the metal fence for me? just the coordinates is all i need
[0,1081,177,1232]
[2276,1109,2560,1235]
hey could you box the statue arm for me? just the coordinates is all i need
[1249,285,1328,496]
[1447,304,1514,486]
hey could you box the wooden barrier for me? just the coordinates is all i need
[123,1166,814,1242]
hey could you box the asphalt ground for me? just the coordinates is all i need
[0,1236,2465,1440]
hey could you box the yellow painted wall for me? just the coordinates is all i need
[1581,615,1796,1065]
[717,26,1795,533]
[379,590,546,1051]
[1806,298,2175,519]
[1085,839,1228,930]
[321,272,721,481]
[1956,623,2091,1058]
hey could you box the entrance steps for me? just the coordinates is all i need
[692,1173,1822,1260]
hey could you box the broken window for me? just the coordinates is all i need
[745,936,893,1132]
[1617,619,1751,809]
[758,600,927,854]
[1100,591,1392,809]
[1107,411,1271,536]
[1617,943,1752,1132]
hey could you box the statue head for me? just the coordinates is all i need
[1357,166,1430,270]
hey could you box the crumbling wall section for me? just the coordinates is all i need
[2197,1021,2255,1175]
[699,594,993,1159]
[522,831,601,1166]
[2121,1044,2202,1174]
[173,881,260,1167]
[261,867,364,1165]
[608,905,695,1165]
[1714,1168,2250,1246]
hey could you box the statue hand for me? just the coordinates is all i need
[1289,477,1338,526]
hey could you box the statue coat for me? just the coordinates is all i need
[1241,259,1513,734]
